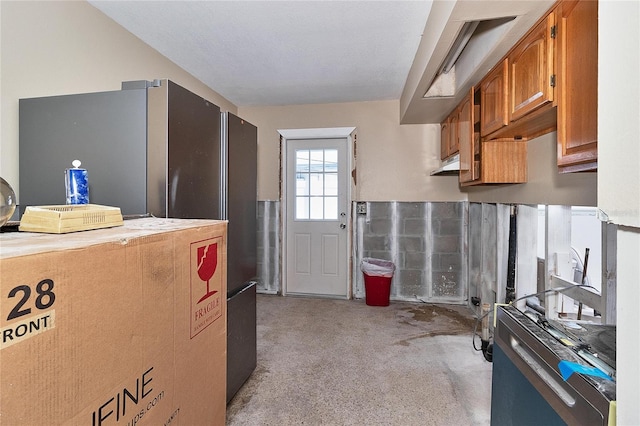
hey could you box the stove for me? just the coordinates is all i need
[491,305,615,425]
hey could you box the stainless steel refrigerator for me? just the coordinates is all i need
[221,111,257,403]
[18,79,257,403]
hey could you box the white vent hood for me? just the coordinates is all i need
[430,153,460,176]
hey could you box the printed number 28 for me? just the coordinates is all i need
[6,279,56,321]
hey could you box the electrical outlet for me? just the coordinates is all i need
[356,202,367,215]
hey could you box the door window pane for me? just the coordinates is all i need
[325,150,338,172]
[296,173,309,196]
[310,173,324,196]
[296,197,309,220]
[325,173,338,196]
[296,150,309,172]
[310,197,324,220]
[309,150,324,172]
[324,197,338,219]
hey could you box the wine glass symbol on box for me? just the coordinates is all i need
[191,238,223,339]
[65,160,89,205]
[197,243,218,303]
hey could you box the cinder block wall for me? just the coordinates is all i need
[256,200,468,304]
[354,202,468,303]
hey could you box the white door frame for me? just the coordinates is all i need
[278,127,355,298]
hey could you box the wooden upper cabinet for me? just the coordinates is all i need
[557,0,598,172]
[440,109,460,160]
[508,12,556,122]
[480,59,509,137]
[438,0,597,182]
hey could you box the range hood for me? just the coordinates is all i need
[430,153,460,176]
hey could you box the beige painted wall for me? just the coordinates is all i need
[0,1,236,198]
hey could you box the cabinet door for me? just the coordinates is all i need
[557,0,597,171]
[458,89,475,183]
[449,109,459,156]
[480,59,509,137]
[508,12,556,122]
[440,118,450,160]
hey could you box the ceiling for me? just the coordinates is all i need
[88,1,433,108]
[88,0,554,124]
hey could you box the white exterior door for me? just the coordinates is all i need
[283,134,350,297]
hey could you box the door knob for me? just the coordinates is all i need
[340,223,346,229]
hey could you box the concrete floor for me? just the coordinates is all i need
[227,295,493,425]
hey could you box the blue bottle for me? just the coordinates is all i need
[65,160,90,205]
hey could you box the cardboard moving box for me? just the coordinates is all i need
[0,218,227,425]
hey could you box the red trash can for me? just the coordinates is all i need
[361,258,395,307]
